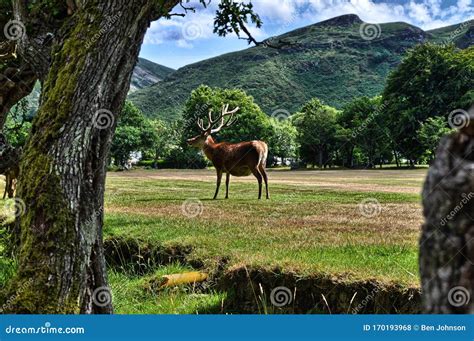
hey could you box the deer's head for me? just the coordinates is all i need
[187,104,239,148]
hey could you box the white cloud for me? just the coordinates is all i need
[176,39,194,48]
[144,1,268,47]
[277,0,473,29]
[251,0,299,23]
[144,0,474,47]
[144,6,216,47]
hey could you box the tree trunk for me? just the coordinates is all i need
[348,146,354,168]
[6,0,177,314]
[419,115,474,313]
[394,150,400,168]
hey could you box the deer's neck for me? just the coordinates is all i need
[202,135,217,161]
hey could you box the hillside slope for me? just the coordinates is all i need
[128,15,473,121]
[24,57,174,115]
[130,58,175,92]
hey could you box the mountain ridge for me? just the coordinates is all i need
[128,14,473,121]
[23,57,174,116]
[130,57,175,92]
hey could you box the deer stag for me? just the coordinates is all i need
[187,104,269,200]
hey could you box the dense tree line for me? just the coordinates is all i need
[110,44,471,169]
[6,44,472,171]
[107,85,297,169]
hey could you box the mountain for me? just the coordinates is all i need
[24,57,174,115]
[128,15,474,122]
[130,58,175,92]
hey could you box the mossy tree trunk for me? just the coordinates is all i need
[419,112,474,313]
[5,0,179,313]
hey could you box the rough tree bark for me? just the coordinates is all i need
[420,108,474,313]
[4,0,179,313]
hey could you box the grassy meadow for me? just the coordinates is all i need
[1,168,426,313]
[104,168,426,312]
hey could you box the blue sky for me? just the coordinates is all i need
[139,0,474,69]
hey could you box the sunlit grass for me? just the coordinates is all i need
[104,169,425,286]
[0,168,425,313]
[110,263,225,314]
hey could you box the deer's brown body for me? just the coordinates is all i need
[187,105,269,199]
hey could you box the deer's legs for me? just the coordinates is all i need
[252,168,263,199]
[259,165,269,199]
[214,170,223,199]
[225,173,230,199]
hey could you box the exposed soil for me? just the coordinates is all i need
[218,266,420,314]
[104,237,421,314]
[104,237,202,274]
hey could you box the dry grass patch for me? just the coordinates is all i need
[104,168,424,286]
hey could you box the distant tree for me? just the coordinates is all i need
[382,44,473,166]
[179,85,274,167]
[294,99,339,168]
[4,99,31,148]
[110,102,157,168]
[340,97,391,168]
[331,126,350,167]
[160,119,208,169]
[336,103,359,168]
[148,119,173,165]
[417,117,454,164]
[267,118,298,165]
[183,85,273,141]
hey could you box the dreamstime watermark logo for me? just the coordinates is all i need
[3,198,26,218]
[358,198,382,218]
[271,109,291,121]
[271,12,298,37]
[352,287,379,314]
[448,109,470,130]
[85,13,120,49]
[5,321,85,335]
[351,101,388,138]
[448,286,470,307]
[4,20,26,41]
[0,278,34,313]
[181,198,203,218]
[270,286,293,307]
[92,286,112,307]
[92,109,114,129]
[438,20,471,47]
[182,21,203,41]
[359,23,381,41]
[440,192,474,227]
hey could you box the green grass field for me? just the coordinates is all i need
[1,168,426,313]
[103,168,425,313]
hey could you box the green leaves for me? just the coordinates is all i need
[294,99,340,167]
[182,85,271,143]
[417,116,454,161]
[382,43,473,162]
[180,85,297,165]
[214,0,262,45]
[111,101,160,168]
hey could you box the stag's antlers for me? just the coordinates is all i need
[197,104,240,133]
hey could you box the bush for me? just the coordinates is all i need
[163,148,208,169]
